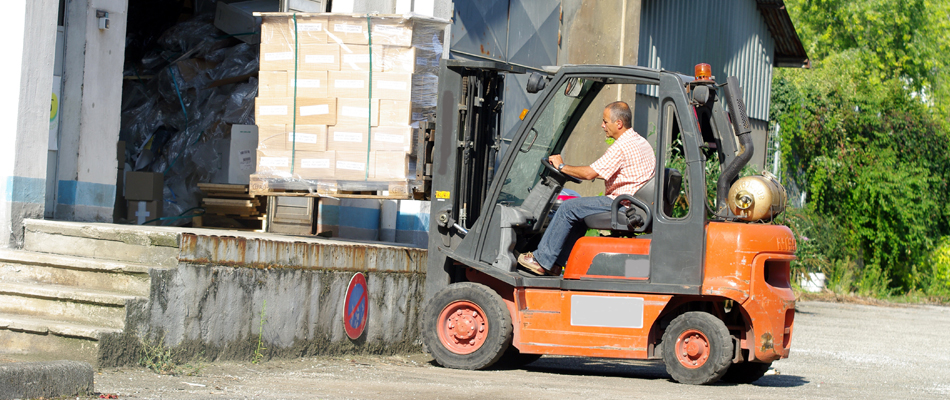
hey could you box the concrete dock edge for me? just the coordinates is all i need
[0,360,94,400]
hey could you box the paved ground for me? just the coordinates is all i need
[82,301,950,399]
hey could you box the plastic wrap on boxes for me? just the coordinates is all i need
[251,13,446,196]
[120,14,261,225]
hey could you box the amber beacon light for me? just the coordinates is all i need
[694,63,712,80]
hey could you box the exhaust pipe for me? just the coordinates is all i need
[717,77,754,217]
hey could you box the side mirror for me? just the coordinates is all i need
[692,85,710,105]
[526,72,548,94]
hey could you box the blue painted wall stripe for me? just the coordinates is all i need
[57,180,116,208]
[2,176,46,204]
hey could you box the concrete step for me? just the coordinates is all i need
[23,219,181,267]
[0,313,115,366]
[0,282,140,329]
[0,250,151,296]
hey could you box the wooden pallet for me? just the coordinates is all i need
[249,175,413,199]
[197,183,268,230]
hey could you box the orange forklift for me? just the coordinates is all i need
[421,60,795,385]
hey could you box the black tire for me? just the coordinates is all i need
[493,346,543,369]
[422,282,513,370]
[661,311,734,385]
[721,361,772,384]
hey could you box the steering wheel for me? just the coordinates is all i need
[541,158,582,184]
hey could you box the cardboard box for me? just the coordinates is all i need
[125,171,164,201]
[328,125,411,153]
[336,98,379,127]
[287,70,328,98]
[260,42,296,71]
[327,15,369,44]
[255,97,293,125]
[229,124,259,184]
[370,20,413,47]
[214,0,279,45]
[328,71,370,98]
[286,125,328,152]
[261,15,295,45]
[289,14,329,44]
[383,45,440,74]
[295,97,338,125]
[295,150,335,179]
[374,151,410,180]
[379,99,412,126]
[259,71,288,97]
[338,44,385,72]
[128,200,163,225]
[257,149,293,177]
[299,44,340,71]
[335,151,375,180]
[372,73,412,100]
[258,124,287,149]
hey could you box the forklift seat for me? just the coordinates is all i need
[582,168,682,232]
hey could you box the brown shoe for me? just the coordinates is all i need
[518,252,555,276]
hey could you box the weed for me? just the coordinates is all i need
[252,300,267,364]
[138,335,177,375]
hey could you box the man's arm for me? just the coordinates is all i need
[548,154,599,180]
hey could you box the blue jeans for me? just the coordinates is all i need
[533,196,613,270]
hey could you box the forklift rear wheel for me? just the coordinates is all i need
[662,312,733,385]
[423,282,513,370]
[721,361,772,383]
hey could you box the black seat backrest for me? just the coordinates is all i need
[633,168,681,217]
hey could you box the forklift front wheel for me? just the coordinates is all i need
[423,282,513,370]
[662,312,733,385]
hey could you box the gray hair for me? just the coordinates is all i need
[606,101,632,129]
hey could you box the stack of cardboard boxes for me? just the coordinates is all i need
[254,13,444,191]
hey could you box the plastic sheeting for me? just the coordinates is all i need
[120,15,260,224]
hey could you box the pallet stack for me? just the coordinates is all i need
[195,183,267,231]
[252,13,446,197]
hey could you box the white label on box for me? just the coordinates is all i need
[305,54,335,64]
[333,131,363,142]
[260,105,289,116]
[337,161,366,171]
[301,158,330,169]
[288,132,319,144]
[297,23,323,32]
[264,52,293,61]
[334,23,363,33]
[335,79,365,89]
[343,54,370,64]
[260,157,289,168]
[342,106,370,118]
[375,133,405,144]
[378,80,408,91]
[300,104,330,116]
[374,25,405,35]
[292,79,322,88]
[240,149,254,170]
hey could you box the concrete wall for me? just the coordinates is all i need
[105,233,428,365]
[0,0,59,248]
[559,0,642,197]
[56,0,128,222]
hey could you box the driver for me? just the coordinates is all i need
[518,101,656,276]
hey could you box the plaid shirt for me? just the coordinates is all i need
[590,128,656,198]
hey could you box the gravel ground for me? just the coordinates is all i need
[83,301,950,399]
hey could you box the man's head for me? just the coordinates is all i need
[601,101,632,140]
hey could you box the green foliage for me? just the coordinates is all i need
[773,1,950,300]
[138,334,204,376]
[253,300,268,364]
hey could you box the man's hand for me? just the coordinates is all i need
[548,154,599,181]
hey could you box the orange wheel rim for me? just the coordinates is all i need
[437,300,488,355]
[675,329,710,369]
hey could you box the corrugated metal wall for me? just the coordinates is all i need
[637,0,775,121]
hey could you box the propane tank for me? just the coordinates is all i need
[727,171,787,221]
